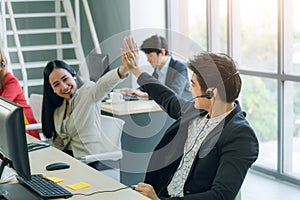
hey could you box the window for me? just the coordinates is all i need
[187,0,207,51]
[285,0,300,75]
[168,0,300,185]
[169,0,207,52]
[241,75,278,170]
[238,0,278,72]
[284,81,300,179]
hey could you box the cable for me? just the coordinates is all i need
[175,115,210,172]
[156,115,210,196]
[72,186,131,197]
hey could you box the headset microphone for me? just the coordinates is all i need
[199,90,214,99]
[187,90,214,102]
[178,91,213,116]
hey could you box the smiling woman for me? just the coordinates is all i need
[48,68,77,100]
[41,60,130,171]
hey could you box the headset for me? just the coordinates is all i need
[54,60,77,77]
[199,90,215,99]
[1,60,5,67]
[70,68,77,77]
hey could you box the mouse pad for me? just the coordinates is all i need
[0,183,40,200]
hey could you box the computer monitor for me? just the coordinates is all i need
[86,53,110,82]
[0,96,31,180]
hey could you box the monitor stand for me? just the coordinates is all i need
[0,155,39,200]
[0,183,40,200]
[0,155,10,180]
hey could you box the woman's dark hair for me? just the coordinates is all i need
[42,60,83,138]
[187,52,241,103]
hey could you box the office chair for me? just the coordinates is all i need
[77,115,125,181]
[25,93,45,141]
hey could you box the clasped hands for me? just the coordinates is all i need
[121,36,142,77]
[121,37,160,200]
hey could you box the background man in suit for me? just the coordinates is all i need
[122,34,192,100]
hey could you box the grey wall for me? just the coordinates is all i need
[80,0,130,62]
[79,0,131,88]
[80,0,130,53]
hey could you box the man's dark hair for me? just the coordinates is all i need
[188,53,241,103]
[140,35,169,55]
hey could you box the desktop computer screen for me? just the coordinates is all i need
[86,52,110,82]
[0,97,73,199]
[0,96,31,181]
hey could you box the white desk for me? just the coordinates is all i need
[26,136,149,200]
[101,100,162,115]
[101,100,175,186]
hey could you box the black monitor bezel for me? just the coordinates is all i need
[0,96,31,180]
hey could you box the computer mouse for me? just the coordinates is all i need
[45,162,70,171]
[131,184,138,190]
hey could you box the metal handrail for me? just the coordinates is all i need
[6,0,28,99]
[81,0,101,54]
[0,0,101,99]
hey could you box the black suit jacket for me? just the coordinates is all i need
[137,73,259,200]
[140,57,192,100]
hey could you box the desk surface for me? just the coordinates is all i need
[101,100,162,115]
[26,136,149,200]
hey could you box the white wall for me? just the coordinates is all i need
[128,0,166,88]
[130,0,165,31]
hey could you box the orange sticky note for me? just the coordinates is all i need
[66,182,90,190]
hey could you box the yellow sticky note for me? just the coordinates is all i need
[43,176,64,183]
[66,182,90,190]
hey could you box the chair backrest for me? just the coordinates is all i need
[26,93,44,140]
[99,115,125,160]
[82,115,125,162]
[28,93,43,123]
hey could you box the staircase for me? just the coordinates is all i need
[0,0,90,99]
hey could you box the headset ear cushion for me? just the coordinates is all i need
[71,69,77,77]
[206,90,214,99]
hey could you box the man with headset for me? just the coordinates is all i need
[121,36,259,200]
